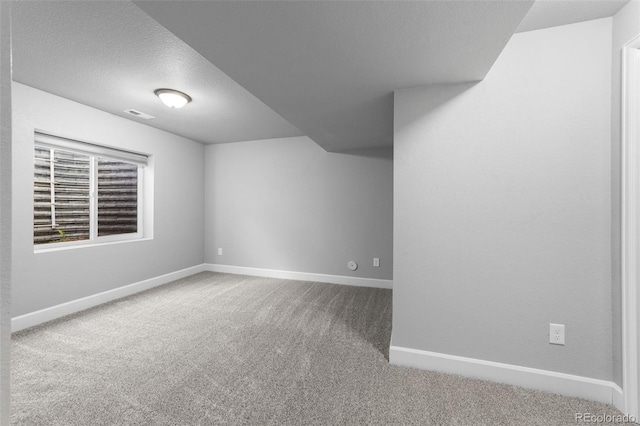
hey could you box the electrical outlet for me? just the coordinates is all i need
[218,248,223,256]
[549,323,565,345]
[373,258,380,267]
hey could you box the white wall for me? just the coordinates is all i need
[393,19,613,379]
[611,0,640,387]
[12,83,205,317]
[204,136,393,280]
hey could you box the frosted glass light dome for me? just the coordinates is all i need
[154,89,192,109]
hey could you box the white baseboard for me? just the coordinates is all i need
[12,263,390,333]
[612,383,625,414]
[390,345,621,406]
[204,263,392,289]
[12,264,206,333]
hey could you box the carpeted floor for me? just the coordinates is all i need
[12,272,625,425]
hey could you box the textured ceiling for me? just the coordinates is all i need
[11,1,629,151]
[517,0,629,33]
[11,1,303,145]
[136,1,533,152]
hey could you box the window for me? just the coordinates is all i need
[34,132,148,247]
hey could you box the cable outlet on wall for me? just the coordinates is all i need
[217,248,223,256]
[373,258,380,267]
[549,323,565,345]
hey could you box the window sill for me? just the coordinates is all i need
[34,237,153,254]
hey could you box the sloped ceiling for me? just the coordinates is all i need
[135,1,533,151]
[13,1,541,151]
[517,0,629,33]
[11,1,303,145]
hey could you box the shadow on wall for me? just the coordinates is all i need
[394,81,480,135]
[327,82,478,159]
[308,91,395,152]
[336,147,394,160]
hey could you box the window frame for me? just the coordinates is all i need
[33,132,148,251]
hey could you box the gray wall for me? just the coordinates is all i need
[393,19,613,379]
[0,1,11,422]
[204,136,393,280]
[12,83,205,316]
[611,0,640,387]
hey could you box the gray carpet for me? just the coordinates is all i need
[12,272,624,425]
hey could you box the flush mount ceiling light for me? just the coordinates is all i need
[154,88,192,109]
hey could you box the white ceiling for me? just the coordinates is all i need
[11,1,303,145]
[517,0,629,33]
[135,1,533,151]
[12,1,628,151]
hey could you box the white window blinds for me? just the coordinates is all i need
[34,132,148,166]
